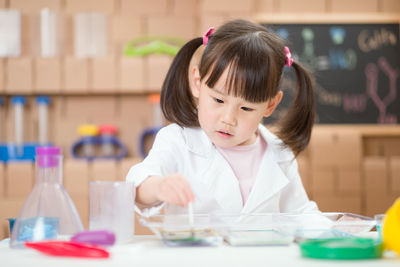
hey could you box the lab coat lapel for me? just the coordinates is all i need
[241,127,291,214]
[182,127,243,213]
[201,151,243,213]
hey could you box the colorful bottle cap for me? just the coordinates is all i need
[78,124,99,137]
[98,124,117,135]
[36,146,61,156]
[11,96,26,105]
[148,94,160,104]
[36,95,51,105]
[36,146,61,168]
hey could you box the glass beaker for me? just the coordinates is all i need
[10,146,83,248]
[89,181,135,244]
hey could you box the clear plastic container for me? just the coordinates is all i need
[139,212,376,246]
[10,146,83,248]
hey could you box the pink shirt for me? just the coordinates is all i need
[216,134,267,205]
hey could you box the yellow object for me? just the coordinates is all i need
[383,197,400,254]
[78,124,99,137]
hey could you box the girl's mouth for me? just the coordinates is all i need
[217,130,232,138]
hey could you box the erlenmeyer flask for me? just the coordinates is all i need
[10,146,83,248]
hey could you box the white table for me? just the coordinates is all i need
[1,236,399,267]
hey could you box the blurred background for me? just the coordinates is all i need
[0,0,399,238]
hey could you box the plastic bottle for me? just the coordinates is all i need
[10,146,83,248]
[11,96,26,157]
[98,124,117,157]
[77,124,99,158]
[36,96,50,145]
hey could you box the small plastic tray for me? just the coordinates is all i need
[139,212,376,246]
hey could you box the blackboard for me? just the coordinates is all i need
[262,23,400,124]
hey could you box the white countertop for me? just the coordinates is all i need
[1,236,399,267]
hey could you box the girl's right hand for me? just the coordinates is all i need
[155,174,195,207]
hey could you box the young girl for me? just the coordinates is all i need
[127,19,318,216]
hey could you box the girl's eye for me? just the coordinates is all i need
[214,98,224,104]
[241,107,254,112]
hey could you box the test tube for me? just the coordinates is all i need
[0,97,3,142]
[149,94,163,126]
[11,96,26,156]
[36,96,50,145]
[98,124,117,157]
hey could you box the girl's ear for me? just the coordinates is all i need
[264,91,283,117]
[191,66,201,98]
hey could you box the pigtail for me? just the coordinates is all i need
[161,37,203,127]
[277,62,315,156]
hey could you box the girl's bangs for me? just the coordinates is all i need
[202,41,278,103]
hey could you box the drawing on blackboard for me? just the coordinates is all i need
[263,23,400,124]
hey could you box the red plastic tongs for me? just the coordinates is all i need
[25,240,110,259]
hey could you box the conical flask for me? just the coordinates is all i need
[10,146,83,248]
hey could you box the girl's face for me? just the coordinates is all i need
[191,67,282,148]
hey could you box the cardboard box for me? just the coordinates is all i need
[390,157,400,193]
[365,194,396,217]
[170,0,196,16]
[34,58,62,93]
[201,0,254,14]
[0,59,4,93]
[65,0,115,14]
[147,55,172,91]
[312,193,361,214]
[337,167,361,194]
[111,16,142,43]
[147,16,195,40]
[91,160,117,181]
[382,0,400,12]
[311,167,336,193]
[120,0,168,16]
[0,163,4,198]
[280,0,326,13]
[64,159,90,198]
[363,137,384,157]
[9,0,62,13]
[257,0,275,13]
[5,58,33,94]
[64,95,117,119]
[363,157,387,196]
[310,128,361,167]
[91,57,117,92]
[119,57,145,92]
[383,138,400,157]
[6,162,34,198]
[330,0,379,12]
[64,57,89,93]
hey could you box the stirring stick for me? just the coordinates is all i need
[188,202,194,238]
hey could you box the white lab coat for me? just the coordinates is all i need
[126,123,318,216]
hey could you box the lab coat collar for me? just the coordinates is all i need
[183,124,294,213]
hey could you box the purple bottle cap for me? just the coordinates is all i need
[71,230,116,246]
[36,146,61,167]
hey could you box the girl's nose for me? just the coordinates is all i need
[221,107,237,126]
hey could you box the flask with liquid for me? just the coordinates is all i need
[10,146,83,248]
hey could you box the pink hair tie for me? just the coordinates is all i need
[203,27,214,45]
[284,46,293,67]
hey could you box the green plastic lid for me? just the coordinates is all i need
[299,237,383,260]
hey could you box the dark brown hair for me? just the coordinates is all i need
[161,19,315,155]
